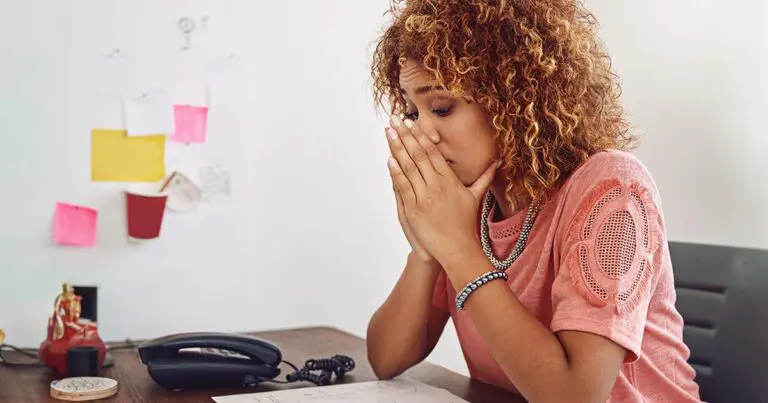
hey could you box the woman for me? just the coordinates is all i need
[365,1,702,402]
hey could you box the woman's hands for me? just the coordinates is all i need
[392,181,435,263]
[386,115,499,268]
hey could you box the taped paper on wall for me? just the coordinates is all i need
[53,202,97,247]
[199,165,231,198]
[91,49,142,98]
[160,171,202,212]
[172,105,208,143]
[123,89,175,136]
[91,129,165,182]
[212,378,471,403]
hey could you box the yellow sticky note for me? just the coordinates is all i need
[91,129,165,182]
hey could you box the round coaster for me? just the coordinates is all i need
[50,377,118,401]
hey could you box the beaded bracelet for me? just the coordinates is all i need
[455,270,509,311]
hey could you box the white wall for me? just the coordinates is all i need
[0,1,260,343]
[587,0,768,249]
[0,0,416,362]
[1,0,765,380]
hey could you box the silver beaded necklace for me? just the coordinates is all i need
[479,191,540,271]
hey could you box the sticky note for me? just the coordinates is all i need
[91,129,165,182]
[123,89,175,136]
[53,202,97,246]
[206,57,246,106]
[172,105,208,143]
[92,50,142,98]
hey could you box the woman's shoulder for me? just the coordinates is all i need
[554,149,665,238]
[565,149,658,194]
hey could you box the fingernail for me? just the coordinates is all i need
[388,156,397,168]
[386,128,398,141]
[390,114,403,127]
[496,160,502,168]
[404,119,414,128]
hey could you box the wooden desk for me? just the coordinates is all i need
[0,326,525,403]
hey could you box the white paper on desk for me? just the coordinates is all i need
[206,56,246,106]
[123,89,175,136]
[211,378,471,403]
[91,50,143,98]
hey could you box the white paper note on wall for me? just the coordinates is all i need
[162,171,202,213]
[91,50,143,98]
[206,56,246,106]
[199,164,231,199]
[123,89,175,136]
[211,378,471,403]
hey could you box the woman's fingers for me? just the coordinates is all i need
[388,156,416,206]
[403,118,453,178]
[392,175,406,213]
[387,115,437,193]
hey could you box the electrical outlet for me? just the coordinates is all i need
[73,285,98,322]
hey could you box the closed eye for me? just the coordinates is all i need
[403,107,452,121]
[433,107,452,117]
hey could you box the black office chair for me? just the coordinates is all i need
[669,241,768,403]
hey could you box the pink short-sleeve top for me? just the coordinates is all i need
[431,150,701,402]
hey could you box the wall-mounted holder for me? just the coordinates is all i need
[125,185,168,243]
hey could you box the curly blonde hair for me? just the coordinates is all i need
[371,0,636,208]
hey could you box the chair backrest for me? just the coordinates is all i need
[669,241,768,403]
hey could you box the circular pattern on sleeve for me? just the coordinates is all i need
[564,178,663,313]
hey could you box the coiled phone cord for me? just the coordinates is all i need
[279,354,356,386]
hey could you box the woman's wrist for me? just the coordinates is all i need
[440,246,494,291]
[407,250,441,272]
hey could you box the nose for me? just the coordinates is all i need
[414,116,441,143]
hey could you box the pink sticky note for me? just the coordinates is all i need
[172,105,208,143]
[53,202,97,246]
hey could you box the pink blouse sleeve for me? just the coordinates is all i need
[550,152,665,362]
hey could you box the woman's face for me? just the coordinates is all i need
[398,59,499,186]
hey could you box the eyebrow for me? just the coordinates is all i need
[399,85,447,96]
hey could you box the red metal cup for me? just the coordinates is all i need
[125,188,168,242]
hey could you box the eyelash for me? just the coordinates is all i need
[404,107,452,121]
